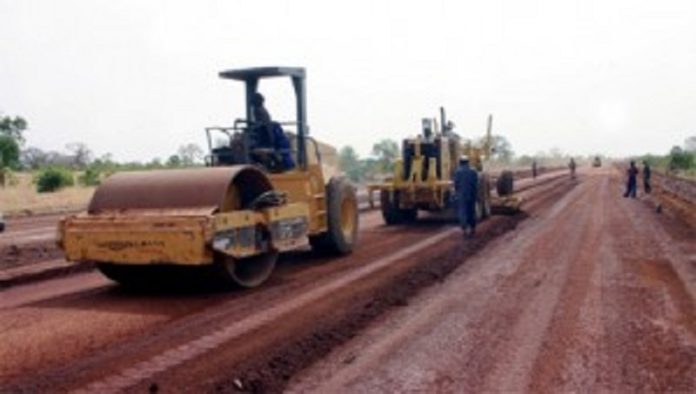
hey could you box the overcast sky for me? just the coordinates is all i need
[1,0,695,161]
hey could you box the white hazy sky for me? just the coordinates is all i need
[1,0,695,161]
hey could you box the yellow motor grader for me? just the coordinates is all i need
[58,67,359,288]
[368,109,514,224]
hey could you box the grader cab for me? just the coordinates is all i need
[368,108,494,224]
[58,67,359,288]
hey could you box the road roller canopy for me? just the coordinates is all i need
[218,67,305,81]
[211,66,309,170]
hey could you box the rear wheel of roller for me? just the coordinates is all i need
[310,177,359,255]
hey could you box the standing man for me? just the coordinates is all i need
[454,156,479,237]
[569,158,576,179]
[532,160,538,178]
[643,160,652,194]
[624,161,639,198]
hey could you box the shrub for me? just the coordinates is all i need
[79,166,102,186]
[35,167,75,193]
[0,167,19,187]
[668,146,694,172]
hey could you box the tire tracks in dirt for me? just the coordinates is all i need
[287,169,695,393]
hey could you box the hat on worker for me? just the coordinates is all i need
[459,155,469,164]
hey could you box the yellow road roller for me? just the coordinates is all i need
[58,67,359,288]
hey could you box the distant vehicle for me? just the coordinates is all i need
[592,156,602,167]
[0,212,5,233]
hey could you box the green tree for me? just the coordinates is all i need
[0,135,20,168]
[488,135,514,162]
[166,154,182,167]
[0,115,28,145]
[338,146,362,182]
[371,139,399,173]
[668,146,694,172]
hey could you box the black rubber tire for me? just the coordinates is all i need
[479,173,492,218]
[212,251,278,289]
[380,190,417,225]
[380,189,400,225]
[401,207,418,223]
[98,252,278,290]
[496,170,514,197]
[310,177,359,255]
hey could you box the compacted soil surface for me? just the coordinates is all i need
[3,168,692,393]
[288,167,696,393]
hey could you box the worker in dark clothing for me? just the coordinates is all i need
[624,161,639,198]
[569,158,576,179]
[249,92,295,171]
[454,156,479,237]
[249,92,274,149]
[251,92,272,125]
[532,160,538,178]
[643,161,652,194]
[269,123,295,170]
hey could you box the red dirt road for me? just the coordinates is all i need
[0,173,572,393]
[288,168,696,393]
[4,168,690,393]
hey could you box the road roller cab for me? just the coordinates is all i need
[59,67,359,289]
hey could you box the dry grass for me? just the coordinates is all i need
[0,173,94,215]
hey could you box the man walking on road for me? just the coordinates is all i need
[643,161,652,194]
[624,161,639,198]
[569,158,576,179]
[454,156,479,237]
[532,160,538,178]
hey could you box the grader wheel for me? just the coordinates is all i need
[310,177,359,255]
[496,170,514,197]
[380,190,417,225]
[479,173,492,219]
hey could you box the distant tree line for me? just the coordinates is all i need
[338,139,400,183]
[0,112,207,191]
[636,136,696,176]
[338,134,516,183]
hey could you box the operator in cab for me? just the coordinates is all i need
[250,92,295,170]
[454,155,479,238]
[251,92,272,125]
